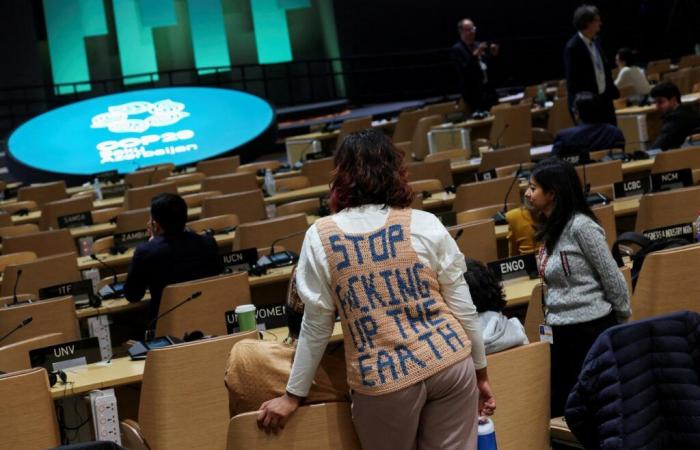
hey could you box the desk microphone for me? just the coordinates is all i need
[145,291,202,341]
[0,317,32,345]
[493,123,510,149]
[91,254,124,299]
[251,230,307,275]
[580,163,610,206]
[12,269,23,305]
[492,165,521,225]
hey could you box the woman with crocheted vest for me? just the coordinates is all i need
[258,129,495,449]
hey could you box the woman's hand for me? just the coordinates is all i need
[257,393,302,433]
[475,368,496,416]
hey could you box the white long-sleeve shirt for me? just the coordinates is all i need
[286,205,486,397]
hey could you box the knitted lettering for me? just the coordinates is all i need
[317,209,471,396]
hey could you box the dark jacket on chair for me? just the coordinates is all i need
[552,123,626,164]
[565,311,700,450]
[124,231,223,321]
[651,103,700,151]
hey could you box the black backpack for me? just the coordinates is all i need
[611,231,691,290]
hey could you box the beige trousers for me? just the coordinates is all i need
[350,356,479,450]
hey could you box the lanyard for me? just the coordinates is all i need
[537,246,549,321]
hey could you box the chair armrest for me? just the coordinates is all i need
[121,419,150,450]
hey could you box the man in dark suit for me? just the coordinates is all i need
[451,18,499,114]
[650,81,700,150]
[552,91,626,165]
[564,5,619,125]
[124,193,223,322]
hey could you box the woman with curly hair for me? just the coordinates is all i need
[257,128,495,449]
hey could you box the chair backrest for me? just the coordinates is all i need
[635,186,700,232]
[183,191,222,209]
[424,149,470,163]
[17,181,67,207]
[547,97,574,135]
[0,296,79,345]
[392,108,429,143]
[406,159,454,188]
[0,368,61,449]
[489,104,532,147]
[124,167,172,188]
[201,173,258,195]
[0,224,40,240]
[487,342,550,450]
[300,157,334,186]
[155,273,251,337]
[663,68,693,95]
[679,54,700,69]
[575,160,623,189]
[0,333,65,372]
[408,179,443,193]
[651,146,700,172]
[163,172,206,188]
[1,253,80,298]
[3,228,76,258]
[411,114,443,160]
[234,213,309,255]
[139,332,258,450]
[196,155,241,177]
[237,160,282,175]
[226,402,361,450]
[115,207,150,233]
[201,190,267,223]
[453,176,521,212]
[0,252,36,273]
[276,176,311,192]
[523,284,543,344]
[1,201,38,215]
[479,144,531,172]
[336,116,372,148]
[646,58,671,76]
[91,206,122,224]
[456,204,516,225]
[123,182,178,210]
[39,196,94,230]
[592,203,616,247]
[425,100,458,118]
[186,214,239,234]
[448,219,498,263]
[632,243,700,320]
[0,212,12,227]
[495,162,535,178]
[277,198,321,216]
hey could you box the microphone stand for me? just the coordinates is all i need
[144,291,202,341]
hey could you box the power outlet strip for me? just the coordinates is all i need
[90,389,121,445]
[88,315,113,361]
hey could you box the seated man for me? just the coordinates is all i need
[552,91,626,164]
[650,81,700,150]
[124,193,223,321]
[464,258,528,354]
[225,269,348,416]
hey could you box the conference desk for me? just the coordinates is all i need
[52,275,540,400]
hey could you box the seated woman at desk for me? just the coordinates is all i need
[465,258,528,354]
[224,269,347,416]
[525,157,630,417]
[505,206,538,255]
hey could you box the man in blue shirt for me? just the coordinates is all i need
[552,91,625,164]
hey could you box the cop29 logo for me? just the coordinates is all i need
[90,99,189,134]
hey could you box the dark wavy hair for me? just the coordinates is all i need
[330,129,414,212]
[464,258,506,313]
[531,158,598,254]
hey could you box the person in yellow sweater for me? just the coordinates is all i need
[505,206,538,255]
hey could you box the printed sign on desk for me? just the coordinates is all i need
[221,248,258,273]
[488,254,538,281]
[225,303,288,334]
[614,176,651,198]
[642,223,694,243]
[114,229,149,250]
[650,168,692,192]
[58,211,93,229]
[38,279,96,307]
[476,169,497,182]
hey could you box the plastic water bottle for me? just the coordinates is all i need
[694,211,700,242]
[93,177,103,201]
[478,417,498,450]
[535,84,547,107]
[263,169,276,196]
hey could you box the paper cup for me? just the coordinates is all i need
[235,304,257,331]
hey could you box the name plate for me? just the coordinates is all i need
[95,170,120,184]
[29,336,102,371]
[101,183,127,199]
[642,223,694,243]
[614,176,651,198]
[221,248,258,274]
[114,229,149,250]
[476,169,497,181]
[57,211,93,229]
[488,253,538,281]
[38,279,96,305]
[225,303,288,334]
[651,168,692,192]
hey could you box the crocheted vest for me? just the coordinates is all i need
[316,208,471,396]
